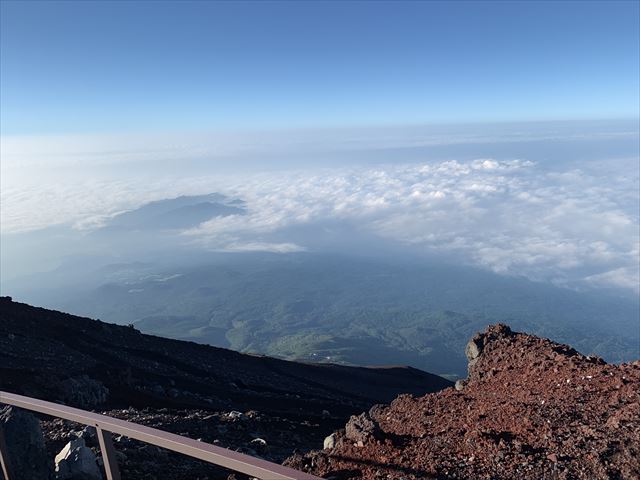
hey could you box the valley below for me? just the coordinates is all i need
[7,252,638,379]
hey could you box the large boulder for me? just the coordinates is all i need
[54,438,101,480]
[465,335,484,363]
[59,376,109,409]
[0,406,52,479]
[466,323,514,378]
[344,412,381,445]
[323,433,336,450]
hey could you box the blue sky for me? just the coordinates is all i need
[1,0,639,134]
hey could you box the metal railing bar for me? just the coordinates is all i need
[96,427,121,480]
[0,391,321,480]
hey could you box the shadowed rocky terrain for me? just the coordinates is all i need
[3,298,638,479]
[0,296,450,479]
[286,324,640,479]
[0,296,451,415]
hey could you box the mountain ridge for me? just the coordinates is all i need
[0,296,451,416]
[8,253,637,379]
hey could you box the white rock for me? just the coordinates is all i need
[227,410,246,420]
[54,438,101,479]
[323,433,336,450]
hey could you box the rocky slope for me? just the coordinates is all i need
[286,324,640,479]
[0,296,451,479]
[0,296,450,415]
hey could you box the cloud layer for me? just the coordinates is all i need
[177,158,637,293]
[1,123,638,294]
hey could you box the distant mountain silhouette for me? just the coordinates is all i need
[104,193,246,231]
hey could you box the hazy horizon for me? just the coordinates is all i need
[2,118,639,295]
[0,1,638,372]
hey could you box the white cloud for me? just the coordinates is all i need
[585,267,640,291]
[221,242,306,253]
[1,123,638,294]
[180,159,639,293]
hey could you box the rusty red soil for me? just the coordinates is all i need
[285,324,640,479]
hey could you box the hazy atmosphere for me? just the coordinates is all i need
[1,2,640,479]
[1,1,638,377]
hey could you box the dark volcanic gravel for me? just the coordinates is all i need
[0,296,449,479]
[40,407,323,479]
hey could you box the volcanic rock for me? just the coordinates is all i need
[54,438,101,480]
[285,324,640,479]
[323,433,336,450]
[59,376,109,409]
[0,406,52,480]
[344,412,381,445]
[73,427,97,448]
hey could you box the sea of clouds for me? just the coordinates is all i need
[187,158,638,292]
[1,123,638,294]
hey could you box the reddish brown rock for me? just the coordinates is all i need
[285,324,640,479]
[344,412,381,444]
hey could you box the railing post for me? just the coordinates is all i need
[96,427,121,480]
[0,423,12,480]
[1,391,321,480]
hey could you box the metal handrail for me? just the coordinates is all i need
[0,391,321,480]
